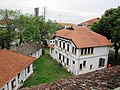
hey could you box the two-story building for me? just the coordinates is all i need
[50,26,112,75]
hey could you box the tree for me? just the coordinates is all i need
[91,6,120,58]
[17,15,43,44]
[0,9,21,49]
[0,9,64,49]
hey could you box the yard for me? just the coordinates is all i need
[22,48,72,87]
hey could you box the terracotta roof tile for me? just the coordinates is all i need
[0,50,36,88]
[54,26,112,48]
[80,18,100,26]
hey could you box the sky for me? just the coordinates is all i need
[0,0,120,24]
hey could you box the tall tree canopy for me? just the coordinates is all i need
[0,9,21,49]
[91,6,120,58]
[0,9,63,49]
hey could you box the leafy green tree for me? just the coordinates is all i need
[0,9,64,49]
[0,9,21,49]
[91,6,120,58]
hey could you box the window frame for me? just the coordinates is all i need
[73,61,75,64]
[90,65,93,70]
[67,44,69,51]
[63,42,65,49]
[81,47,94,55]
[59,41,61,47]
[99,58,105,67]
[11,79,16,88]
[83,61,86,67]
[63,55,64,62]
[67,58,69,66]
[80,64,82,70]
[59,53,61,60]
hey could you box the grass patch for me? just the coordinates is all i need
[22,48,72,87]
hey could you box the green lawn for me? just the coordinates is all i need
[22,48,72,87]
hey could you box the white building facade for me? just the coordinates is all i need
[30,49,42,58]
[1,64,33,90]
[50,26,112,75]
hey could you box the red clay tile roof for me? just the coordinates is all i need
[53,26,112,48]
[0,50,36,88]
[58,22,76,26]
[80,18,100,26]
[49,44,54,49]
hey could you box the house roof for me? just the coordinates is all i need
[0,49,36,88]
[21,65,120,90]
[52,26,112,48]
[79,18,100,26]
[58,22,76,26]
[16,42,42,55]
